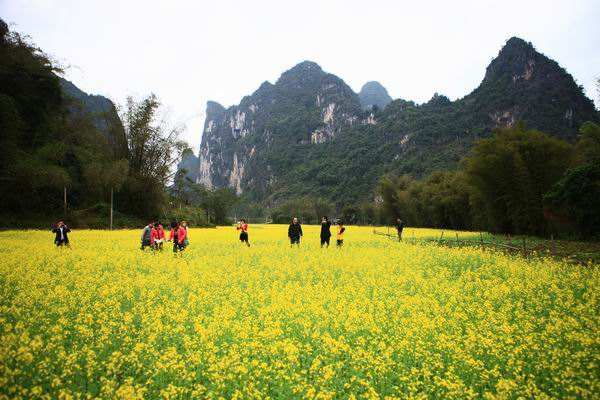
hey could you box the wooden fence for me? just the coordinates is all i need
[372,229,581,262]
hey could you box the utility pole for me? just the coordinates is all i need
[110,187,114,230]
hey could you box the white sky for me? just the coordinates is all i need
[2,0,599,153]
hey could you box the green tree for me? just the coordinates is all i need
[119,94,188,217]
[206,188,237,225]
[574,122,600,165]
[464,124,573,234]
[358,201,377,225]
[271,198,314,224]
[341,205,359,224]
[311,198,333,222]
[0,19,67,214]
[544,162,600,238]
[178,180,238,225]
[411,171,472,230]
[122,94,186,184]
[376,174,416,224]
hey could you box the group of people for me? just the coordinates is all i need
[52,216,406,250]
[138,216,347,252]
[141,221,189,253]
[287,216,345,247]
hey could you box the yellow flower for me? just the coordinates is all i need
[0,225,597,398]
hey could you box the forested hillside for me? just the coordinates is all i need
[0,20,191,227]
[192,37,598,208]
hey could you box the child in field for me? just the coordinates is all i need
[236,219,250,246]
[140,222,153,250]
[52,221,71,247]
[336,222,346,247]
[169,221,187,254]
[288,217,303,247]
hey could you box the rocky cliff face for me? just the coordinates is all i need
[197,61,363,196]
[192,38,599,206]
[358,81,392,111]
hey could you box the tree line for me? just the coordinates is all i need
[0,20,232,228]
[378,121,600,239]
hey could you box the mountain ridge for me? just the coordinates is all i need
[189,37,598,207]
[59,77,120,135]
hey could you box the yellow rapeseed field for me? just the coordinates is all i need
[0,225,598,399]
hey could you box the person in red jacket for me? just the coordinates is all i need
[236,218,250,247]
[154,222,166,251]
[169,221,187,254]
[150,224,159,251]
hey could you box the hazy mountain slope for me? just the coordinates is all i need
[59,77,120,134]
[358,81,393,110]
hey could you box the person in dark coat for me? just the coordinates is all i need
[395,218,405,241]
[288,217,303,247]
[140,222,153,250]
[52,221,70,247]
[320,216,332,247]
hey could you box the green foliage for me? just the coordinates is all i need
[544,162,600,239]
[410,172,472,230]
[377,172,471,230]
[543,122,600,238]
[377,125,591,237]
[575,121,600,165]
[0,20,147,226]
[122,94,186,184]
[206,188,238,225]
[270,197,334,224]
[162,205,212,228]
[377,175,416,223]
[170,174,238,225]
[464,124,573,234]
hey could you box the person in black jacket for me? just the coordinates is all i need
[288,217,303,247]
[320,216,331,247]
[52,221,71,247]
[395,218,405,241]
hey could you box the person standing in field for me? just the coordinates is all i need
[320,216,332,247]
[236,218,250,247]
[336,221,346,247]
[169,221,187,254]
[52,221,71,247]
[150,223,159,251]
[154,222,165,251]
[181,221,189,248]
[288,217,303,247]
[140,222,153,250]
[395,218,405,242]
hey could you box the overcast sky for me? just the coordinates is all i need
[2,0,599,152]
